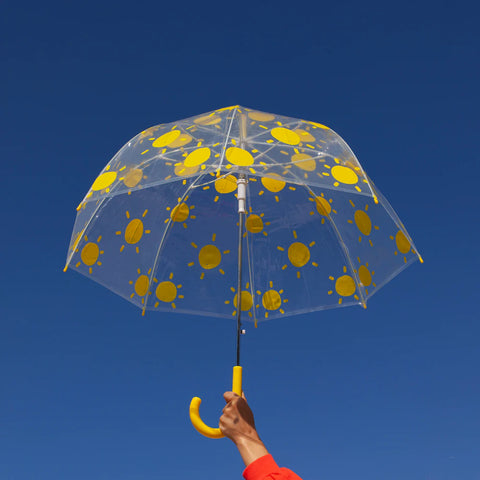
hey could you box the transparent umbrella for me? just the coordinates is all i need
[64,105,422,438]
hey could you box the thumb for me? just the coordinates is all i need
[223,391,238,403]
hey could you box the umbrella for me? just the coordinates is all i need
[64,105,422,438]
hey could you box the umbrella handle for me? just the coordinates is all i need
[189,366,243,439]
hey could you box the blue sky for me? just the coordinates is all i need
[1,1,479,479]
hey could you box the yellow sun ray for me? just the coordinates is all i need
[137,126,160,144]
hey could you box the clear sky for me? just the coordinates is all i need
[1,1,479,479]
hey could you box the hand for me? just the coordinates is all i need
[219,391,257,443]
[219,391,269,466]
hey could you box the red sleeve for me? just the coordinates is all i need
[243,454,303,480]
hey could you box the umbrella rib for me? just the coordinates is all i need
[65,189,117,270]
[244,186,258,327]
[215,106,238,175]
[144,109,236,177]
[243,144,278,167]
[242,118,304,144]
[66,108,422,324]
[129,116,235,175]
[325,215,368,308]
[301,181,369,308]
[249,147,369,308]
[339,142,378,204]
[65,138,156,266]
[140,174,208,314]
[367,176,423,263]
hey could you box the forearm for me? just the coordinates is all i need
[235,434,270,467]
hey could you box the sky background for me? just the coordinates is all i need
[1,1,479,479]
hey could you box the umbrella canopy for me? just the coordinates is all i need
[65,105,423,438]
[65,105,422,325]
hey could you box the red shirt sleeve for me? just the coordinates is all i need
[243,454,303,480]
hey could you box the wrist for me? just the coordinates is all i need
[234,433,269,467]
[233,430,261,447]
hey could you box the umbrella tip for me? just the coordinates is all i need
[373,195,379,205]
[362,302,367,309]
[76,203,82,211]
[63,265,68,272]
[418,254,424,264]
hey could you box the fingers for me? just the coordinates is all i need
[223,391,239,403]
[224,391,247,402]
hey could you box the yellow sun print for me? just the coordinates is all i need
[75,235,104,274]
[129,268,152,304]
[248,111,275,122]
[194,114,222,125]
[245,209,270,237]
[116,210,151,253]
[356,258,376,296]
[390,230,413,263]
[307,121,330,130]
[292,153,317,177]
[347,201,379,246]
[271,127,300,145]
[168,133,193,149]
[153,272,184,309]
[119,167,147,189]
[152,130,181,148]
[225,283,254,318]
[331,165,358,185]
[258,281,288,319]
[309,193,337,224]
[184,147,211,168]
[138,126,159,143]
[174,161,200,177]
[165,199,196,229]
[226,147,254,166]
[214,175,237,200]
[90,165,117,194]
[259,174,286,202]
[277,230,318,278]
[294,129,316,143]
[188,233,230,279]
[328,266,359,305]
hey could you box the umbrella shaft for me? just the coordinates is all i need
[236,210,244,367]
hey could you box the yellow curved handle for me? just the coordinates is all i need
[189,366,243,439]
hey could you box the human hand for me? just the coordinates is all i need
[219,391,257,444]
[219,391,269,466]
